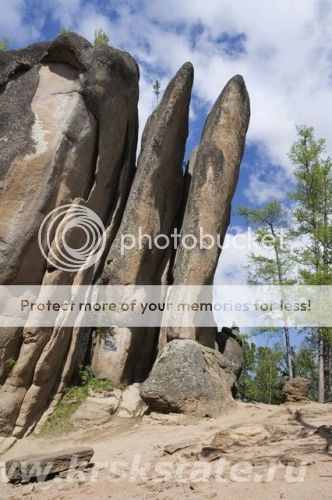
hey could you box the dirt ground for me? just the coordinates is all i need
[0,401,331,499]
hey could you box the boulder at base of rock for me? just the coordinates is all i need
[140,339,240,417]
[5,447,94,484]
[117,383,147,418]
[70,394,120,429]
[282,377,311,402]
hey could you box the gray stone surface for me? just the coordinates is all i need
[117,383,148,418]
[140,339,239,417]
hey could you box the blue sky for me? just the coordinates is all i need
[2,0,332,290]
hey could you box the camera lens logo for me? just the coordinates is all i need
[38,204,106,272]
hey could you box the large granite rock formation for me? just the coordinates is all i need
[0,32,250,437]
[91,62,193,383]
[0,32,139,436]
[159,75,250,349]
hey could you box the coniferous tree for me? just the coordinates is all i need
[94,29,109,46]
[239,200,295,379]
[294,339,319,400]
[289,125,332,402]
[153,79,161,103]
[239,338,284,404]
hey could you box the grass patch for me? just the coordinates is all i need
[41,366,124,435]
[6,357,16,375]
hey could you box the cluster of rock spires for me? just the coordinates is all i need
[0,32,250,438]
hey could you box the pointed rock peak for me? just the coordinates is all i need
[227,73,246,87]
[158,62,194,105]
[219,74,250,109]
[178,61,194,76]
[138,61,193,157]
[170,61,194,84]
[201,74,250,142]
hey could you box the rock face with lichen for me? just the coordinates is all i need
[0,32,250,436]
[0,32,139,436]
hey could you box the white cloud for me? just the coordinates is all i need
[214,229,253,285]
[46,0,82,29]
[3,0,331,282]
[243,174,289,204]
[213,226,286,286]
[4,1,332,177]
[0,0,41,45]
[73,0,332,194]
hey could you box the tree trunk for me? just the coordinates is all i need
[323,338,331,401]
[318,330,325,403]
[270,223,294,380]
[284,326,294,379]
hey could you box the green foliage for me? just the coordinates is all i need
[238,125,332,402]
[78,364,127,392]
[294,343,319,400]
[289,125,332,401]
[289,125,332,286]
[94,28,109,47]
[0,36,8,51]
[239,200,295,379]
[41,385,88,434]
[238,200,294,286]
[238,339,284,404]
[41,365,119,434]
[5,357,16,374]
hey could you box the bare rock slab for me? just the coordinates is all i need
[5,446,94,484]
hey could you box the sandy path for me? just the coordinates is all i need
[1,402,331,499]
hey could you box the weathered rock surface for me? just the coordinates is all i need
[5,446,94,483]
[160,75,250,349]
[0,32,139,436]
[71,394,120,428]
[117,383,147,418]
[91,62,194,383]
[283,377,311,403]
[1,32,138,285]
[140,339,238,417]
